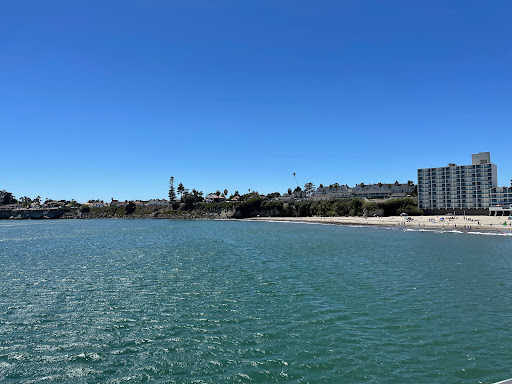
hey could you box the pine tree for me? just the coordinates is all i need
[169,177,176,202]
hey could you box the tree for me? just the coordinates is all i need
[20,196,32,208]
[191,189,203,198]
[125,201,136,214]
[181,189,204,210]
[80,205,90,213]
[223,189,228,197]
[304,182,315,199]
[177,183,185,200]
[234,191,240,196]
[215,190,221,196]
[288,188,292,195]
[0,190,16,205]
[169,177,176,202]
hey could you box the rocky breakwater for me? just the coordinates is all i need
[1,208,66,220]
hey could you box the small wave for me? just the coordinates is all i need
[69,352,102,362]
[467,231,512,237]
[7,352,28,361]
[66,367,99,379]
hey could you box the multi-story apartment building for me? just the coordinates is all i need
[417,152,498,212]
[489,186,512,215]
[491,186,512,206]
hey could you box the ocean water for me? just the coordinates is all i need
[0,219,511,384]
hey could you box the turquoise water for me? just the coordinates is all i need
[0,220,511,383]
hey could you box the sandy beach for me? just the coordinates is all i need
[246,214,512,233]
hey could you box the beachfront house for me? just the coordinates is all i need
[311,184,352,200]
[205,195,226,203]
[0,203,22,209]
[148,199,169,206]
[109,199,127,207]
[352,182,414,199]
[43,200,66,208]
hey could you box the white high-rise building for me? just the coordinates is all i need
[417,152,498,212]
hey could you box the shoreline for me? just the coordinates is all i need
[2,210,512,235]
[244,215,512,234]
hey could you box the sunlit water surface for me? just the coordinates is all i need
[0,219,511,383]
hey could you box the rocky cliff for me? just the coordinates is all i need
[0,209,65,220]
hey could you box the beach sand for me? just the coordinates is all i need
[246,214,512,233]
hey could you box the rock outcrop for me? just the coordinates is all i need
[0,209,65,220]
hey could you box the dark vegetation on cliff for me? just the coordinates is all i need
[74,197,422,219]
[76,197,421,219]
[224,197,423,218]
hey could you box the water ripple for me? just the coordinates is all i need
[0,220,511,383]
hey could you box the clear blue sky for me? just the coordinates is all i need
[1,1,511,202]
